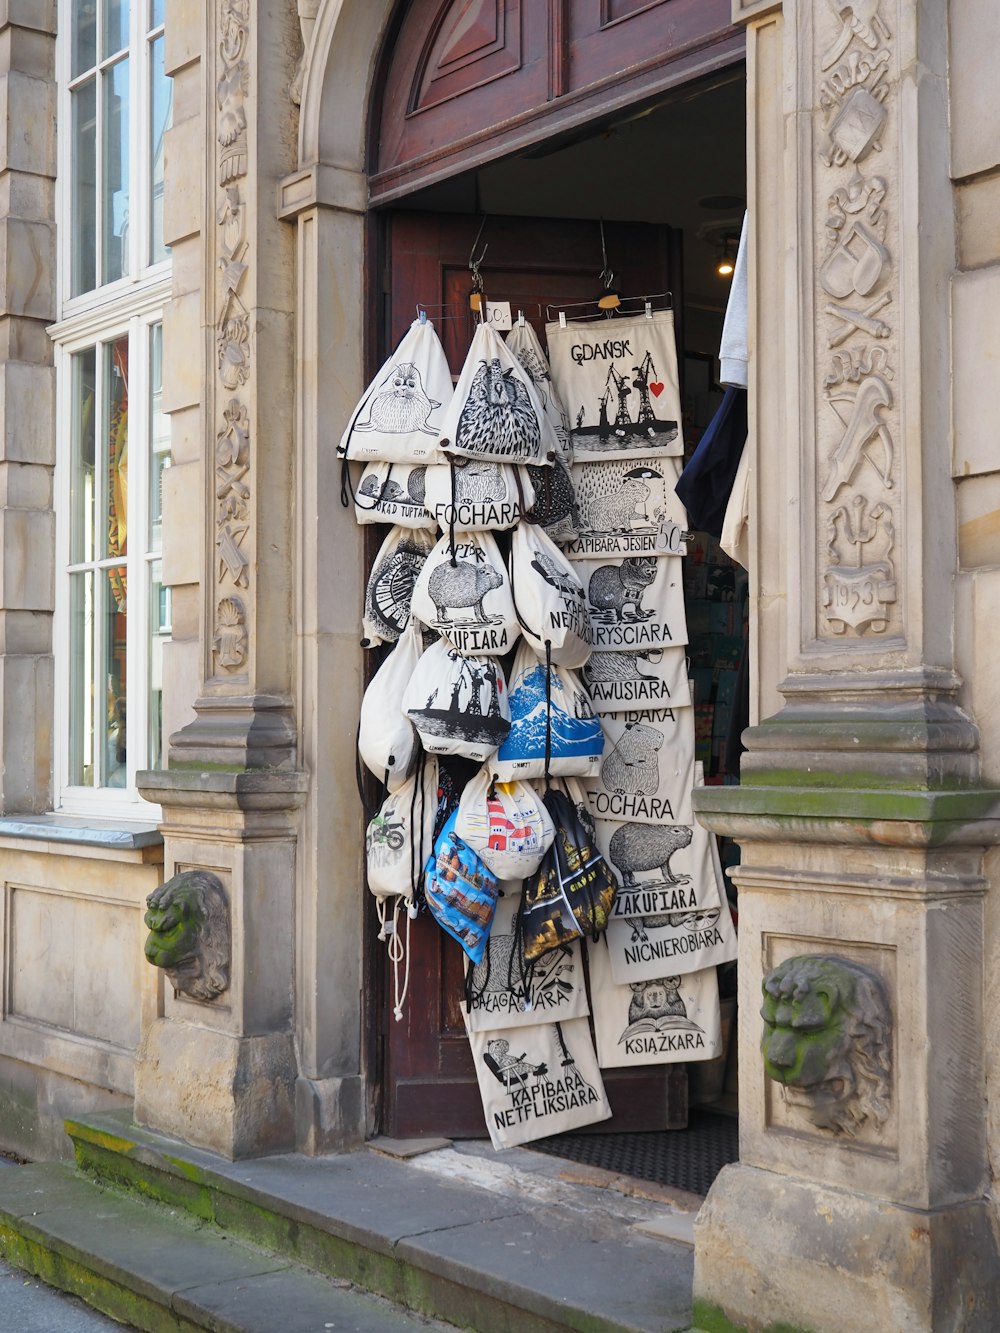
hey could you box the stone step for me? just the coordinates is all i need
[0,1161,453,1332]
[60,1112,696,1333]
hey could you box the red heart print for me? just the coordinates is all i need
[649,381,664,397]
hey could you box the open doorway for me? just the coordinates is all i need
[364,48,746,1190]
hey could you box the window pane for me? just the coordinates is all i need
[103,566,128,788]
[103,0,129,58]
[103,58,130,284]
[149,35,171,265]
[69,572,95,786]
[71,80,97,296]
[74,1,98,77]
[149,0,165,30]
[70,348,97,565]
[105,337,129,560]
[148,559,168,770]
[148,323,169,551]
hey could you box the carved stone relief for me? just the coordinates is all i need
[814,1,899,639]
[761,953,892,1138]
[144,870,231,1002]
[212,0,252,673]
[290,0,321,105]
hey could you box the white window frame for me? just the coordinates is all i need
[50,0,172,819]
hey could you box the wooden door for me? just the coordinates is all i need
[380,210,687,1138]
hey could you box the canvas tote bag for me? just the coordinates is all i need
[455,769,555,880]
[588,937,722,1068]
[465,888,588,1033]
[439,323,560,465]
[584,705,696,825]
[462,1010,611,1149]
[338,318,450,465]
[582,644,692,714]
[566,456,686,561]
[546,310,684,463]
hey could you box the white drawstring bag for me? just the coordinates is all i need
[358,622,422,791]
[439,323,559,466]
[354,462,434,529]
[508,521,591,668]
[362,525,437,649]
[423,459,535,532]
[491,641,603,781]
[366,754,440,1021]
[506,317,572,463]
[402,640,512,762]
[339,319,450,465]
[455,769,555,879]
[411,531,520,656]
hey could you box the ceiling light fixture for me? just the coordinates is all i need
[716,234,738,279]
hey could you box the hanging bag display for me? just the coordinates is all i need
[517,786,617,962]
[354,461,435,529]
[338,318,451,465]
[508,521,591,669]
[358,621,422,791]
[465,888,589,1033]
[577,555,687,652]
[411,530,520,656]
[588,938,722,1068]
[423,808,499,966]
[463,1011,611,1149]
[455,770,555,880]
[402,639,511,762]
[438,323,559,465]
[506,316,572,463]
[362,526,436,649]
[423,459,535,532]
[546,309,684,463]
[492,642,603,782]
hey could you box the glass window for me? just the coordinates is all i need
[57,0,172,809]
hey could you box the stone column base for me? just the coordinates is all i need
[294,1075,365,1155]
[134,1020,296,1160]
[693,1163,1000,1333]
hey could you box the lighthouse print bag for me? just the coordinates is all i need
[455,770,555,880]
[411,531,519,656]
[402,640,511,762]
[463,1010,611,1149]
[439,323,560,466]
[338,318,450,465]
[546,310,684,463]
[491,642,603,782]
[508,521,592,669]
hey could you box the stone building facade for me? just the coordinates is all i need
[0,1,998,1328]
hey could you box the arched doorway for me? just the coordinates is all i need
[290,1,747,1165]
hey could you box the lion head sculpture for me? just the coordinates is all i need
[144,870,230,1002]
[760,954,891,1137]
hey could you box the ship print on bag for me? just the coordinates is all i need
[579,556,687,651]
[546,311,684,463]
[403,640,512,762]
[565,457,686,560]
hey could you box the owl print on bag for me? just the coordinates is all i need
[456,358,541,459]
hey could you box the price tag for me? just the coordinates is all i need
[484,301,512,331]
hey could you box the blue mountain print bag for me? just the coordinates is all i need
[424,808,499,965]
[491,642,603,782]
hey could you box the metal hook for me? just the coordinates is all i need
[468,215,489,293]
[598,218,614,292]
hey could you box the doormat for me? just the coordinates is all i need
[528,1110,738,1197]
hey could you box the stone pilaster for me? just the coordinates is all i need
[691,3,1000,1330]
[0,2,55,813]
